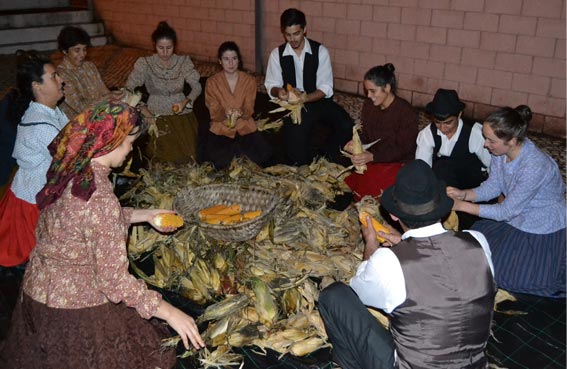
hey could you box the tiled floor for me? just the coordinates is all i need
[0,46,565,369]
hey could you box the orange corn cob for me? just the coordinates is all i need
[154,213,184,228]
[242,210,262,220]
[358,211,389,243]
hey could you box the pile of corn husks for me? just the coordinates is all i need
[122,157,515,368]
[123,158,377,367]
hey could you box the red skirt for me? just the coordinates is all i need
[0,189,39,266]
[345,162,404,202]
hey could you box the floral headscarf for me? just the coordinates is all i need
[36,100,139,210]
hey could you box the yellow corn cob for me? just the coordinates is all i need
[359,211,390,243]
[153,213,184,228]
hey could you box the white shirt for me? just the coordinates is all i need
[415,119,491,168]
[11,102,69,204]
[264,39,334,99]
[350,223,494,313]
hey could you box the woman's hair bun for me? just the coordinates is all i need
[514,105,532,123]
[384,63,395,73]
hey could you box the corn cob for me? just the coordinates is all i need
[359,211,390,243]
[288,336,327,357]
[197,293,250,324]
[351,123,367,174]
[250,277,279,329]
[281,287,302,315]
[242,210,262,220]
[199,204,230,217]
[153,213,184,228]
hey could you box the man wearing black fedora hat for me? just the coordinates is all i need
[416,89,491,190]
[319,160,496,369]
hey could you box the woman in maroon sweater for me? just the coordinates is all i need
[344,63,419,201]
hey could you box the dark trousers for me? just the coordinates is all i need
[318,282,396,369]
[282,99,353,166]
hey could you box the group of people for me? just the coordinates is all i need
[0,6,565,369]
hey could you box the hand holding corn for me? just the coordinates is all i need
[131,209,184,232]
[225,108,242,129]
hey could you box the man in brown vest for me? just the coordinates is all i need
[319,159,496,369]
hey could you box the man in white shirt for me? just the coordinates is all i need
[415,89,490,189]
[318,160,496,369]
[264,8,353,166]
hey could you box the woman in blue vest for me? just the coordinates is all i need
[448,105,566,297]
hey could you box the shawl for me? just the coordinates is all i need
[36,100,138,210]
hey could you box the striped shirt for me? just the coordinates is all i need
[11,102,69,204]
[475,138,566,234]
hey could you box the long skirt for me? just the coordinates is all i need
[0,293,176,369]
[0,190,39,267]
[345,162,404,202]
[205,131,273,170]
[146,112,199,163]
[472,220,566,297]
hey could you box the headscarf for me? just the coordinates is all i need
[36,100,139,210]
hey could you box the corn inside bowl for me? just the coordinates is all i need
[174,184,278,242]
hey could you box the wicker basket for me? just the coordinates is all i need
[174,184,279,242]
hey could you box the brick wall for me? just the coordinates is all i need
[93,0,256,71]
[93,0,566,137]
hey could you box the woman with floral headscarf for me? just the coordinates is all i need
[0,100,204,369]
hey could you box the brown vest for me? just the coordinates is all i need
[390,231,496,369]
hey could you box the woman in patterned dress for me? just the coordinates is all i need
[126,21,202,163]
[447,105,566,297]
[0,54,68,267]
[0,101,204,368]
[56,25,125,120]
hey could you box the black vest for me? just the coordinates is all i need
[390,231,496,369]
[430,121,486,188]
[278,39,320,94]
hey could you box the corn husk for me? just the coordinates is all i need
[269,98,305,124]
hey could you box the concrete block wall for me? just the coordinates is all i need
[93,0,566,137]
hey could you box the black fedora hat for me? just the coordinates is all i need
[426,89,465,120]
[381,160,453,222]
